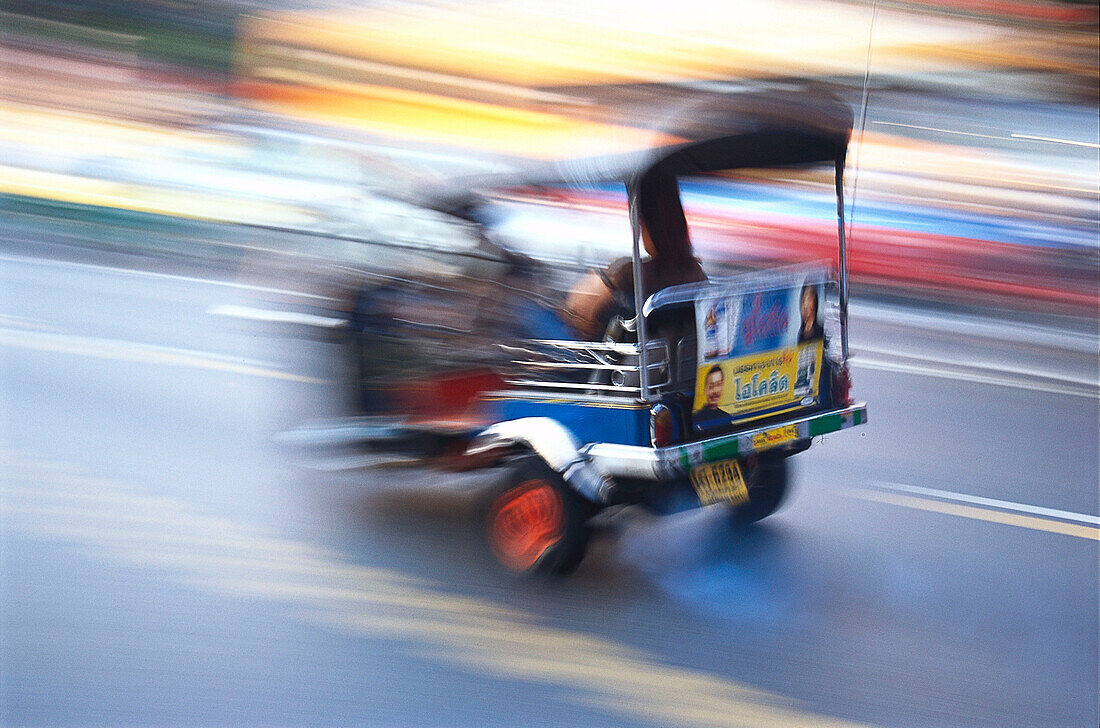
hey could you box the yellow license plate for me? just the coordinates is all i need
[689,460,749,506]
[751,424,799,450]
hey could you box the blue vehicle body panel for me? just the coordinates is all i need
[485,396,650,447]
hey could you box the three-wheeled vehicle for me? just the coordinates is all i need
[344,89,868,576]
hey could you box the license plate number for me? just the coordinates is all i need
[689,460,749,506]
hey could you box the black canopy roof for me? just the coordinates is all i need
[554,88,853,189]
[427,87,853,218]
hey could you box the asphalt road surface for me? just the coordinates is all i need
[2,251,1096,728]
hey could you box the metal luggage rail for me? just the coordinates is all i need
[499,339,670,397]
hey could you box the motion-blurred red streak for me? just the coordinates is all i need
[900,0,1098,23]
[552,191,1097,311]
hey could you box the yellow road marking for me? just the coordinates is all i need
[848,489,1100,541]
[2,450,872,728]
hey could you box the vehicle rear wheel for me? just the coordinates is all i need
[483,456,593,576]
[729,456,789,525]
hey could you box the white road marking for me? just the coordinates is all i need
[852,355,1098,399]
[0,326,269,366]
[874,482,1100,526]
[870,122,1100,153]
[0,313,61,332]
[0,326,329,384]
[208,304,348,329]
[870,120,1012,142]
[851,301,1096,353]
[848,488,1099,541]
[854,344,1097,387]
[1010,133,1100,149]
[0,252,335,302]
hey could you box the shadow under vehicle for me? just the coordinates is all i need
[340,89,869,576]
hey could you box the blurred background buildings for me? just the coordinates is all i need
[2,0,1097,313]
[2,5,1097,727]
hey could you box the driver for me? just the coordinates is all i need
[562,173,706,339]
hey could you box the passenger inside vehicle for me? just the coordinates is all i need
[561,173,707,339]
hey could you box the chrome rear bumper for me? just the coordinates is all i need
[584,403,867,481]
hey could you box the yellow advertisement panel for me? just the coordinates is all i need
[691,273,829,428]
[692,341,823,425]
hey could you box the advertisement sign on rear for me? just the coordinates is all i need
[692,276,825,428]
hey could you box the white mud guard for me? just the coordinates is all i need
[467,418,612,504]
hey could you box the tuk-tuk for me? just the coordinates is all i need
[344,89,868,576]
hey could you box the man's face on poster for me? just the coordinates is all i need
[704,369,724,407]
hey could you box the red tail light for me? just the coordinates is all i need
[650,405,673,448]
[832,362,852,406]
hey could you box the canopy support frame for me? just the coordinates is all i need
[627,176,652,402]
[835,157,850,361]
